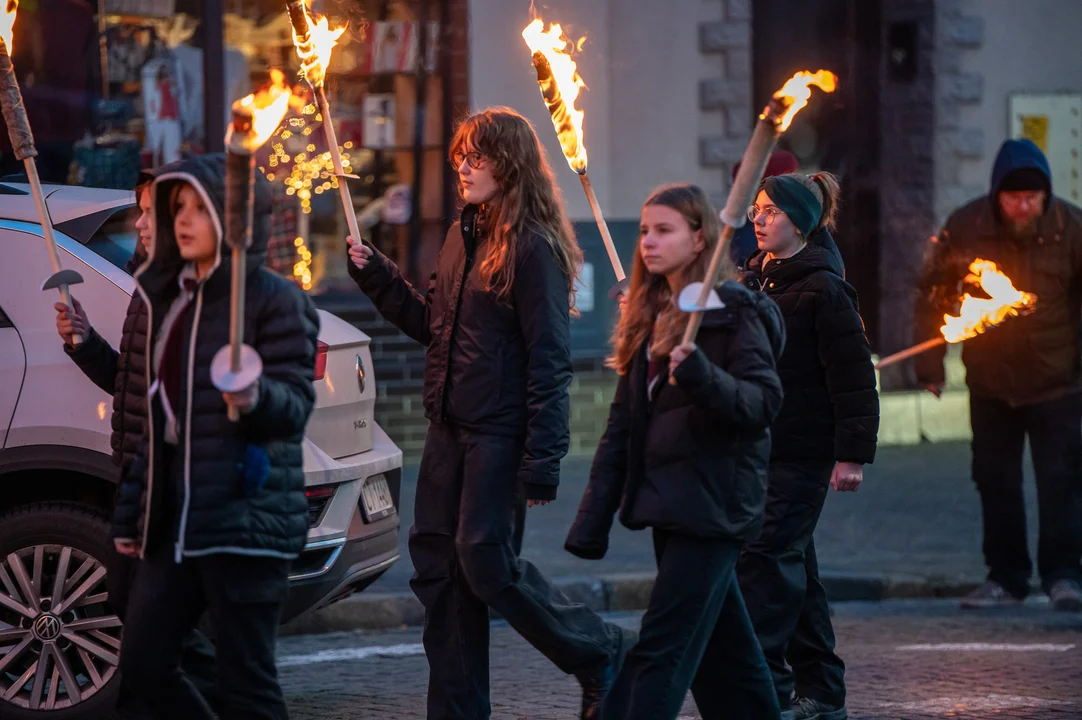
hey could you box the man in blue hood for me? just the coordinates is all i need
[914,138,1082,612]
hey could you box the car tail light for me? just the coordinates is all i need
[314,340,329,380]
[305,486,336,527]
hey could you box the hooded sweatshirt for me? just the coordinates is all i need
[112,154,320,561]
[914,139,1082,406]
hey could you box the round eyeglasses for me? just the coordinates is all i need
[748,205,786,225]
[451,150,485,170]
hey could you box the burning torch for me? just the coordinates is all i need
[523,19,627,299]
[211,84,293,421]
[675,71,837,358]
[285,1,362,249]
[1,0,84,345]
[873,258,1037,371]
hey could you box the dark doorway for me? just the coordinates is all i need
[752,0,883,352]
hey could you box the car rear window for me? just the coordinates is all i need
[84,205,140,274]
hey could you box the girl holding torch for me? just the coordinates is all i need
[113,155,319,719]
[736,172,879,720]
[565,184,786,720]
[346,107,633,720]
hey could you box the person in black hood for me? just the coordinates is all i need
[914,138,1082,612]
[111,154,319,719]
[54,164,219,717]
[737,172,879,720]
[566,184,785,720]
[346,107,631,720]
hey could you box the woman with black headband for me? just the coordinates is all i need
[736,172,879,720]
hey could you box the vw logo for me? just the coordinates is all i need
[356,354,366,394]
[34,614,62,641]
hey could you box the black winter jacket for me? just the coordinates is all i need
[349,205,573,501]
[66,291,149,476]
[914,140,1082,407]
[63,165,173,476]
[112,155,320,561]
[565,282,785,558]
[744,231,879,465]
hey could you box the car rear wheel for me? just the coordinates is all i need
[0,502,121,719]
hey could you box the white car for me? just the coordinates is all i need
[0,180,401,718]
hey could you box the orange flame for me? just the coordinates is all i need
[1,0,18,53]
[522,18,588,173]
[768,70,837,132]
[941,259,1037,343]
[231,83,293,150]
[291,2,346,89]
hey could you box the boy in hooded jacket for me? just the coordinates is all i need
[112,154,319,719]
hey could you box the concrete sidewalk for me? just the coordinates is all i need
[283,440,1046,634]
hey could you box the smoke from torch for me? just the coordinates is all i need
[0,0,84,345]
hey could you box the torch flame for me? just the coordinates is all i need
[1,0,18,53]
[768,69,837,132]
[290,2,346,89]
[522,18,588,173]
[941,259,1037,343]
[233,82,293,150]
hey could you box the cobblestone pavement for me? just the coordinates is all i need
[280,599,1082,719]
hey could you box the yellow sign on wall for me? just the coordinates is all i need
[1020,115,1049,153]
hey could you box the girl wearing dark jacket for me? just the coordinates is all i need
[112,155,319,719]
[566,184,786,720]
[737,172,879,720]
[347,107,631,720]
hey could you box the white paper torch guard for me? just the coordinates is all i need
[211,344,263,394]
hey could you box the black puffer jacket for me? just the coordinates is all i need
[565,282,785,557]
[112,155,320,560]
[64,165,175,475]
[349,205,573,501]
[914,139,1082,406]
[744,230,879,464]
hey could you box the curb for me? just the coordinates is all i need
[280,572,983,636]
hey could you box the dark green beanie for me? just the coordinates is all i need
[762,175,822,237]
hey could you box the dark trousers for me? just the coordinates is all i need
[970,392,1082,598]
[119,547,291,720]
[737,461,845,709]
[410,422,623,720]
[603,530,779,720]
[106,548,219,717]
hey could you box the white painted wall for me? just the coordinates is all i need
[468,0,718,221]
[956,0,1082,193]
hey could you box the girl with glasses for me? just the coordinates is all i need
[737,172,879,720]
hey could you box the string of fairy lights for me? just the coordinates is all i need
[260,100,356,291]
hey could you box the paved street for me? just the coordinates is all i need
[369,442,1039,594]
[280,599,1082,719]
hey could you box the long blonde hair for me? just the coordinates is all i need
[609,184,732,375]
[449,107,582,310]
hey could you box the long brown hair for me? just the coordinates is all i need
[449,107,582,310]
[609,184,732,375]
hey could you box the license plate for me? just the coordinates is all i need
[360,475,394,521]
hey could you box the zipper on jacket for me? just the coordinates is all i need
[137,293,155,558]
[439,242,475,421]
[174,287,206,563]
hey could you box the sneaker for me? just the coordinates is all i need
[792,696,848,720]
[1048,579,1082,612]
[780,709,796,720]
[960,580,1023,609]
